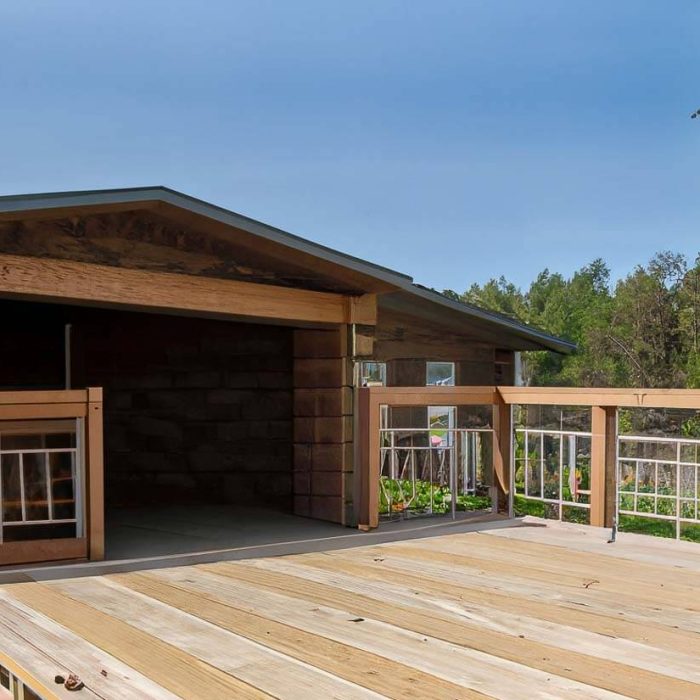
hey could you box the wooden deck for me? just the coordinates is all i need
[2,522,700,699]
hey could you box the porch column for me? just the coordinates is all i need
[293,328,354,524]
[492,391,512,514]
[591,406,616,528]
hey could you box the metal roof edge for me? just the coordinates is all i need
[402,284,577,354]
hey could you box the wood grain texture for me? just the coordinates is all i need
[49,577,381,700]
[0,387,101,567]
[87,398,104,561]
[114,572,488,700]
[0,253,372,325]
[4,582,272,700]
[0,539,87,567]
[3,523,700,698]
[0,206,398,294]
[206,558,698,699]
[0,593,179,700]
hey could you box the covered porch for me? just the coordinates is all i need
[0,297,364,568]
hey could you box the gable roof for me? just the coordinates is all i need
[0,186,575,354]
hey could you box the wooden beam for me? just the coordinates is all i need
[362,386,498,406]
[346,294,377,325]
[0,253,375,326]
[0,404,87,420]
[498,386,700,409]
[0,389,92,406]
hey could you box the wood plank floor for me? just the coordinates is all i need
[2,522,700,699]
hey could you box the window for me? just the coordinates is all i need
[426,362,455,387]
[360,362,386,387]
[426,363,456,448]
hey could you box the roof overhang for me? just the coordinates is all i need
[0,186,575,354]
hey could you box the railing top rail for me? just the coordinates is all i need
[0,388,102,406]
[0,447,78,455]
[619,434,700,445]
[380,427,493,433]
[516,428,592,437]
[361,386,497,407]
[361,385,700,410]
[499,386,700,408]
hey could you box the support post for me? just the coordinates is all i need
[492,392,511,514]
[86,387,104,560]
[357,387,380,530]
[603,407,618,528]
[293,327,355,525]
[590,406,608,528]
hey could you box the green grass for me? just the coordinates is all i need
[513,494,590,524]
[619,514,700,543]
[513,494,545,518]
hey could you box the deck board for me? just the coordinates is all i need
[1,522,699,699]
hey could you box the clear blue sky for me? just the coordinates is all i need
[1,1,699,292]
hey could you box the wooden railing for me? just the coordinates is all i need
[357,386,700,533]
[0,388,103,566]
[357,387,509,530]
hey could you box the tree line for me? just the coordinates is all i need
[444,252,700,388]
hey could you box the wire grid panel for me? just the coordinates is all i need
[617,435,700,539]
[0,429,82,543]
[379,428,493,520]
[514,428,592,521]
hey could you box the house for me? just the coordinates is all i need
[0,187,573,566]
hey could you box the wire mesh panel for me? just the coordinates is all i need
[379,427,493,520]
[617,435,700,539]
[0,419,83,543]
[514,428,592,523]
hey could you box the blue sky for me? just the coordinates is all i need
[1,1,699,292]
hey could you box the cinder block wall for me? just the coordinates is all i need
[75,311,294,509]
[293,328,354,525]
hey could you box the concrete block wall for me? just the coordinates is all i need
[74,311,294,509]
[293,328,354,524]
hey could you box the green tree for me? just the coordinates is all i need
[607,253,686,387]
[452,252,700,388]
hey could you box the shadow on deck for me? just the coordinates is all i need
[0,506,514,583]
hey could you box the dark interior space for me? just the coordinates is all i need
[0,300,294,514]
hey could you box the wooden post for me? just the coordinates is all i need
[590,406,608,528]
[492,393,512,514]
[357,388,380,530]
[86,387,105,560]
[603,406,618,528]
